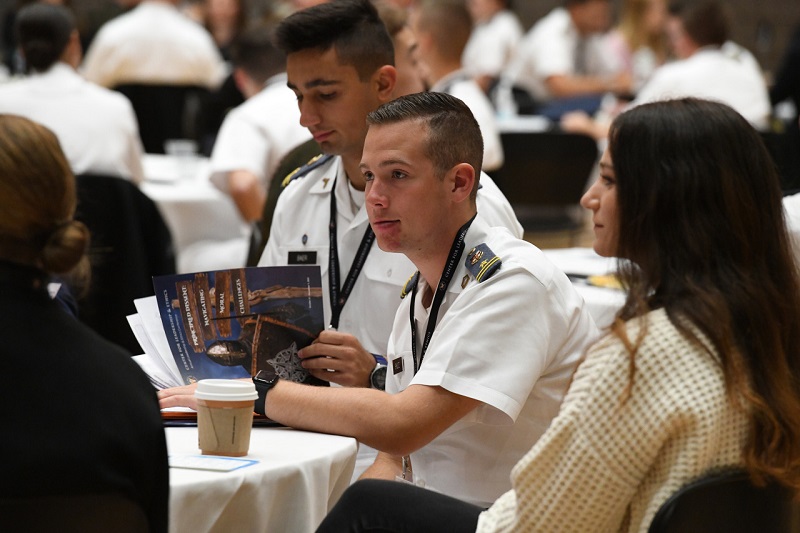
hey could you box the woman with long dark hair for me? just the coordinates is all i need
[316,98,800,532]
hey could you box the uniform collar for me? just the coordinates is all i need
[416,215,491,298]
[308,157,370,227]
[29,62,83,88]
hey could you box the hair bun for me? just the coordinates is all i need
[40,220,90,273]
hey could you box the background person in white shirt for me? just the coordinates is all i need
[634,0,770,128]
[503,0,631,114]
[81,0,226,89]
[562,0,772,138]
[208,25,311,223]
[410,0,504,171]
[0,3,145,182]
[462,0,524,95]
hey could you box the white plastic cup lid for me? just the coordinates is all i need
[194,379,258,401]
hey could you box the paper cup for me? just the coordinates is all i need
[194,380,258,457]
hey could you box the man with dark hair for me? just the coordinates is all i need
[161,91,597,507]
[258,0,520,397]
[0,3,145,182]
[174,0,522,481]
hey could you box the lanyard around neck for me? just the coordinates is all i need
[328,176,375,329]
[409,215,476,374]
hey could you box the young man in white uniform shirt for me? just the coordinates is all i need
[377,99,597,505]
[259,0,520,393]
[0,4,144,182]
[81,0,226,89]
[410,0,503,172]
[160,89,598,507]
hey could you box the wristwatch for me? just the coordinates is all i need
[253,370,279,416]
[370,363,387,390]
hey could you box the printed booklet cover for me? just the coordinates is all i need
[151,265,327,386]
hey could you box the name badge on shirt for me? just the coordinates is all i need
[288,251,317,265]
[392,357,404,375]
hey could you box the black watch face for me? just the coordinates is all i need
[371,366,387,390]
[254,369,276,384]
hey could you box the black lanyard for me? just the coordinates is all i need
[328,177,375,329]
[409,215,475,374]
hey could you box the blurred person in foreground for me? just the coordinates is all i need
[0,114,169,532]
[0,3,145,182]
[317,97,800,532]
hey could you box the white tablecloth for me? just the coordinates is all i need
[166,426,357,533]
[542,247,626,329]
[141,155,249,271]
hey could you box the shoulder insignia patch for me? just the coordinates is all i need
[281,154,334,187]
[400,271,420,299]
[465,244,502,283]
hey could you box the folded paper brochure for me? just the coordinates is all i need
[130,265,327,389]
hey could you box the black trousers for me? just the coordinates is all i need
[316,479,483,533]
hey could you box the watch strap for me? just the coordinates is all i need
[253,375,277,416]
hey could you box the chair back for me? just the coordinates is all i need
[488,131,598,233]
[648,469,800,533]
[0,493,149,533]
[114,84,210,154]
[74,174,176,353]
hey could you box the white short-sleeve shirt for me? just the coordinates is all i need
[0,63,145,181]
[462,10,524,79]
[505,7,620,102]
[259,156,522,346]
[386,217,599,507]
[784,192,800,266]
[209,73,311,193]
[631,47,771,130]
[81,0,226,89]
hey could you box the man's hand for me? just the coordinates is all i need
[298,330,376,388]
[157,383,200,410]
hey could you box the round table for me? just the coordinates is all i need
[141,154,250,270]
[166,426,357,533]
